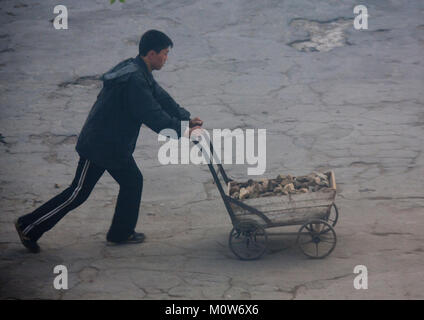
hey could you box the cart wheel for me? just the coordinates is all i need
[229,220,268,260]
[297,219,337,259]
[325,203,339,228]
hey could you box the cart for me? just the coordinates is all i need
[194,140,339,260]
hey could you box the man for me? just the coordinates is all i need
[15,30,203,253]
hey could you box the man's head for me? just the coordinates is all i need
[139,30,173,71]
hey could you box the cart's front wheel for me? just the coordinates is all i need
[229,220,268,260]
[297,219,336,259]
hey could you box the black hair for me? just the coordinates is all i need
[139,30,173,56]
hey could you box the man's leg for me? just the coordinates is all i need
[17,157,105,243]
[106,157,143,242]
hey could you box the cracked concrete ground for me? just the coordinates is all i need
[1,0,423,300]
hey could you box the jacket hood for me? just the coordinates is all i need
[101,58,139,86]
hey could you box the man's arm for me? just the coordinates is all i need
[153,81,191,121]
[127,73,186,138]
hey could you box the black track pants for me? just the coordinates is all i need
[17,156,143,242]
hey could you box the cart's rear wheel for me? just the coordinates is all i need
[325,203,339,228]
[297,219,336,259]
[229,220,268,260]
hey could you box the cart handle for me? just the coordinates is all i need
[192,139,232,184]
[192,138,237,223]
[192,137,271,226]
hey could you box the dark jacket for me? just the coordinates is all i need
[76,55,191,169]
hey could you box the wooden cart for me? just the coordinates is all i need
[196,141,340,260]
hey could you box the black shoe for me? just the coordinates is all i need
[14,219,40,253]
[107,232,145,246]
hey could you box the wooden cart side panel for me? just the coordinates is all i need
[234,206,329,226]
[231,198,333,214]
[239,190,334,207]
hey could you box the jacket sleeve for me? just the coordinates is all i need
[127,74,186,138]
[153,81,191,121]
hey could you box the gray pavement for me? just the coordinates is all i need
[0,0,423,300]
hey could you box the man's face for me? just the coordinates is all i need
[150,48,169,70]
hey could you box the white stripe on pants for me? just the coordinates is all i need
[22,160,91,235]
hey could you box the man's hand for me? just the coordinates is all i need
[189,117,203,128]
[184,117,204,138]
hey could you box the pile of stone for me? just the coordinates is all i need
[229,172,331,200]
